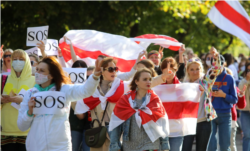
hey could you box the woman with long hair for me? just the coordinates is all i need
[109,68,170,151]
[1,48,13,73]
[17,56,101,151]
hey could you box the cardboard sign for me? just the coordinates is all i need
[25,47,39,56]
[26,25,49,46]
[38,39,58,56]
[63,68,87,84]
[11,89,27,110]
[33,91,66,114]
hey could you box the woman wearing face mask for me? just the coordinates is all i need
[109,68,170,151]
[17,56,101,151]
[204,53,213,73]
[1,49,35,151]
[181,48,222,151]
[29,54,39,75]
[1,48,13,73]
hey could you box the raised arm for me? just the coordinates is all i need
[63,58,102,101]
[57,47,67,67]
[37,41,47,58]
[117,51,146,81]
[64,36,78,63]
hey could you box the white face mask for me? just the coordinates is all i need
[12,60,25,72]
[241,66,245,72]
[31,67,36,75]
[206,60,211,67]
[35,72,49,84]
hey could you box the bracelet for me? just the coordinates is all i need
[93,74,101,80]
[27,110,34,117]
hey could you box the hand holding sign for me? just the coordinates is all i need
[0,45,4,60]
[33,91,66,115]
[28,97,36,115]
[179,45,185,55]
[27,25,49,46]
[38,39,58,56]
[37,40,46,58]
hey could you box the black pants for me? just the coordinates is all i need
[182,121,211,151]
[1,143,26,151]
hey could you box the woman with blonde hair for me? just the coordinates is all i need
[1,49,35,151]
[1,48,13,73]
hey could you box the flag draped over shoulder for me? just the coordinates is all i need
[109,90,169,142]
[59,30,144,72]
[208,0,250,48]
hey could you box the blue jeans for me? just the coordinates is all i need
[207,113,231,151]
[240,111,250,151]
[71,130,83,151]
[169,136,184,151]
[182,121,211,151]
[82,130,90,151]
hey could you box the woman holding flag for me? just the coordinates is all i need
[17,56,102,151]
[182,47,223,151]
[109,68,170,151]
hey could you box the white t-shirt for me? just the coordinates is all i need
[228,64,239,81]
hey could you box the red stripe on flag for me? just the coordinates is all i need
[215,1,250,34]
[59,42,136,72]
[162,101,199,119]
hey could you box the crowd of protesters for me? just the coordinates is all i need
[1,36,250,151]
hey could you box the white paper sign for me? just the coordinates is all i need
[11,89,27,110]
[33,91,66,114]
[26,25,49,46]
[25,47,39,56]
[38,39,58,56]
[63,68,87,84]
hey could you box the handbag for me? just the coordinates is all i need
[84,102,109,148]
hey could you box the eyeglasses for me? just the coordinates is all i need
[104,67,119,73]
[188,58,201,63]
[4,55,11,58]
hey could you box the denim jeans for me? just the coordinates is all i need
[82,130,90,151]
[169,136,184,151]
[71,130,83,151]
[240,111,250,151]
[207,112,232,151]
[182,121,211,151]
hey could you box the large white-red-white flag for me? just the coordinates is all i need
[59,30,144,72]
[152,83,201,137]
[130,34,183,50]
[208,0,250,48]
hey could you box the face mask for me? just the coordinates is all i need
[32,67,36,75]
[12,60,25,72]
[206,60,211,67]
[241,66,245,72]
[35,72,49,84]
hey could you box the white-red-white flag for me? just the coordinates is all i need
[130,34,183,50]
[109,90,169,142]
[152,83,201,137]
[59,30,144,72]
[208,0,250,48]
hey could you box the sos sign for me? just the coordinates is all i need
[25,47,39,56]
[63,68,87,84]
[26,25,49,46]
[38,39,58,56]
[33,91,67,114]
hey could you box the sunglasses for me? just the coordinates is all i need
[30,61,37,66]
[247,69,250,73]
[104,67,118,73]
[188,58,201,62]
[4,55,11,58]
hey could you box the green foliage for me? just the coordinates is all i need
[1,1,250,57]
